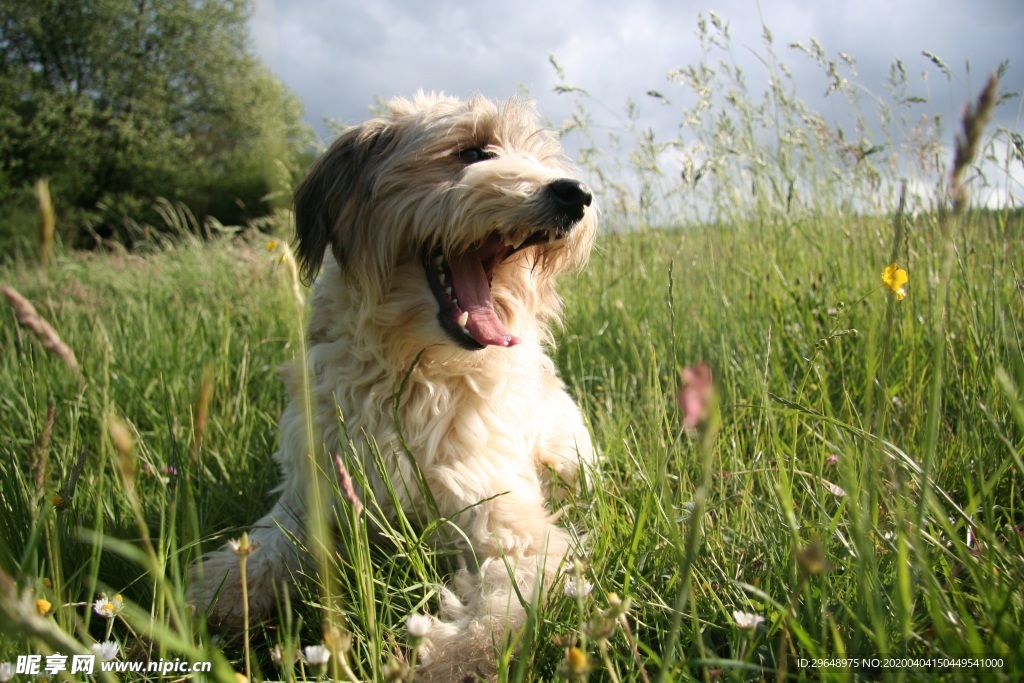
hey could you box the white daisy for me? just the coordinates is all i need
[227,533,261,557]
[732,610,765,630]
[93,593,124,619]
[564,578,594,598]
[90,640,120,662]
[303,645,331,666]
[405,612,433,639]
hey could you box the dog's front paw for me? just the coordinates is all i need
[416,658,497,683]
[188,546,246,629]
[188,545,285,630]
[417,617,500,683]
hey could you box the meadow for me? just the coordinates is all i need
[1,28,1023,683]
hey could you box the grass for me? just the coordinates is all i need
[1,24,1023,682]
[2,206,1022,681]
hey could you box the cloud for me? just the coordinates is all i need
[250,0,1022,209]
[253,0,1021,129]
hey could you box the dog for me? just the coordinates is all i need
[194,93,597,680]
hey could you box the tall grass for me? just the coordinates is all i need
[1,17,1022,682]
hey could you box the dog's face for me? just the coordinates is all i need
[293,93,597,351]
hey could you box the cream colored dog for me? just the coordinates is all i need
[194,93,597,679]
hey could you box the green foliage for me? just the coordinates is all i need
[0,0,311,252]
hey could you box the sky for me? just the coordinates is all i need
[248,0,1023,208]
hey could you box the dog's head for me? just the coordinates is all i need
[293,93,597,351]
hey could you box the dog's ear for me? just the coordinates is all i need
[292,120,394,284]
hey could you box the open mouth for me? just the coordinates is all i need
[422,228,563,349]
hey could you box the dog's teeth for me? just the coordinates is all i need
[445,287,453,297]
[548,230,556,244]
[438,272,445,285]
[457,311,469,328]
[512,234,526,249]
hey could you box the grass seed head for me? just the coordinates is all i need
[1,286,80,375]
[951,74,999,213]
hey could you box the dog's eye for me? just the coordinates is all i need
[456,147,494,163]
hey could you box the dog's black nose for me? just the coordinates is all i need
[547,179,593,213]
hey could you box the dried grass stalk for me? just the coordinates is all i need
[1,285,80,375]
[36,178,56,265]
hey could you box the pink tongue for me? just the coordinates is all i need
[448,251,520,347]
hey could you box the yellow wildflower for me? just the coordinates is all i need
[882,262,909,300]
[267,240,279,252]
[36,598,52,616]
[556,646,591,682]
[566,647,589,672]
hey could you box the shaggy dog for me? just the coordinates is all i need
[194,93,597,679]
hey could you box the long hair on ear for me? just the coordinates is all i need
[292,119,394,285]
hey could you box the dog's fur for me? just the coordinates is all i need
[194,93,597,679]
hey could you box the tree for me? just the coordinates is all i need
[0,0,310,247]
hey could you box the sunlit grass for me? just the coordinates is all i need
[2,195,1020,680]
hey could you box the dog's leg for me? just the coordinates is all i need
[416,474,574,681]
[192,498,306,628]
[410,379,593,680]
[534,385,596,494]
[191,402,314,628]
